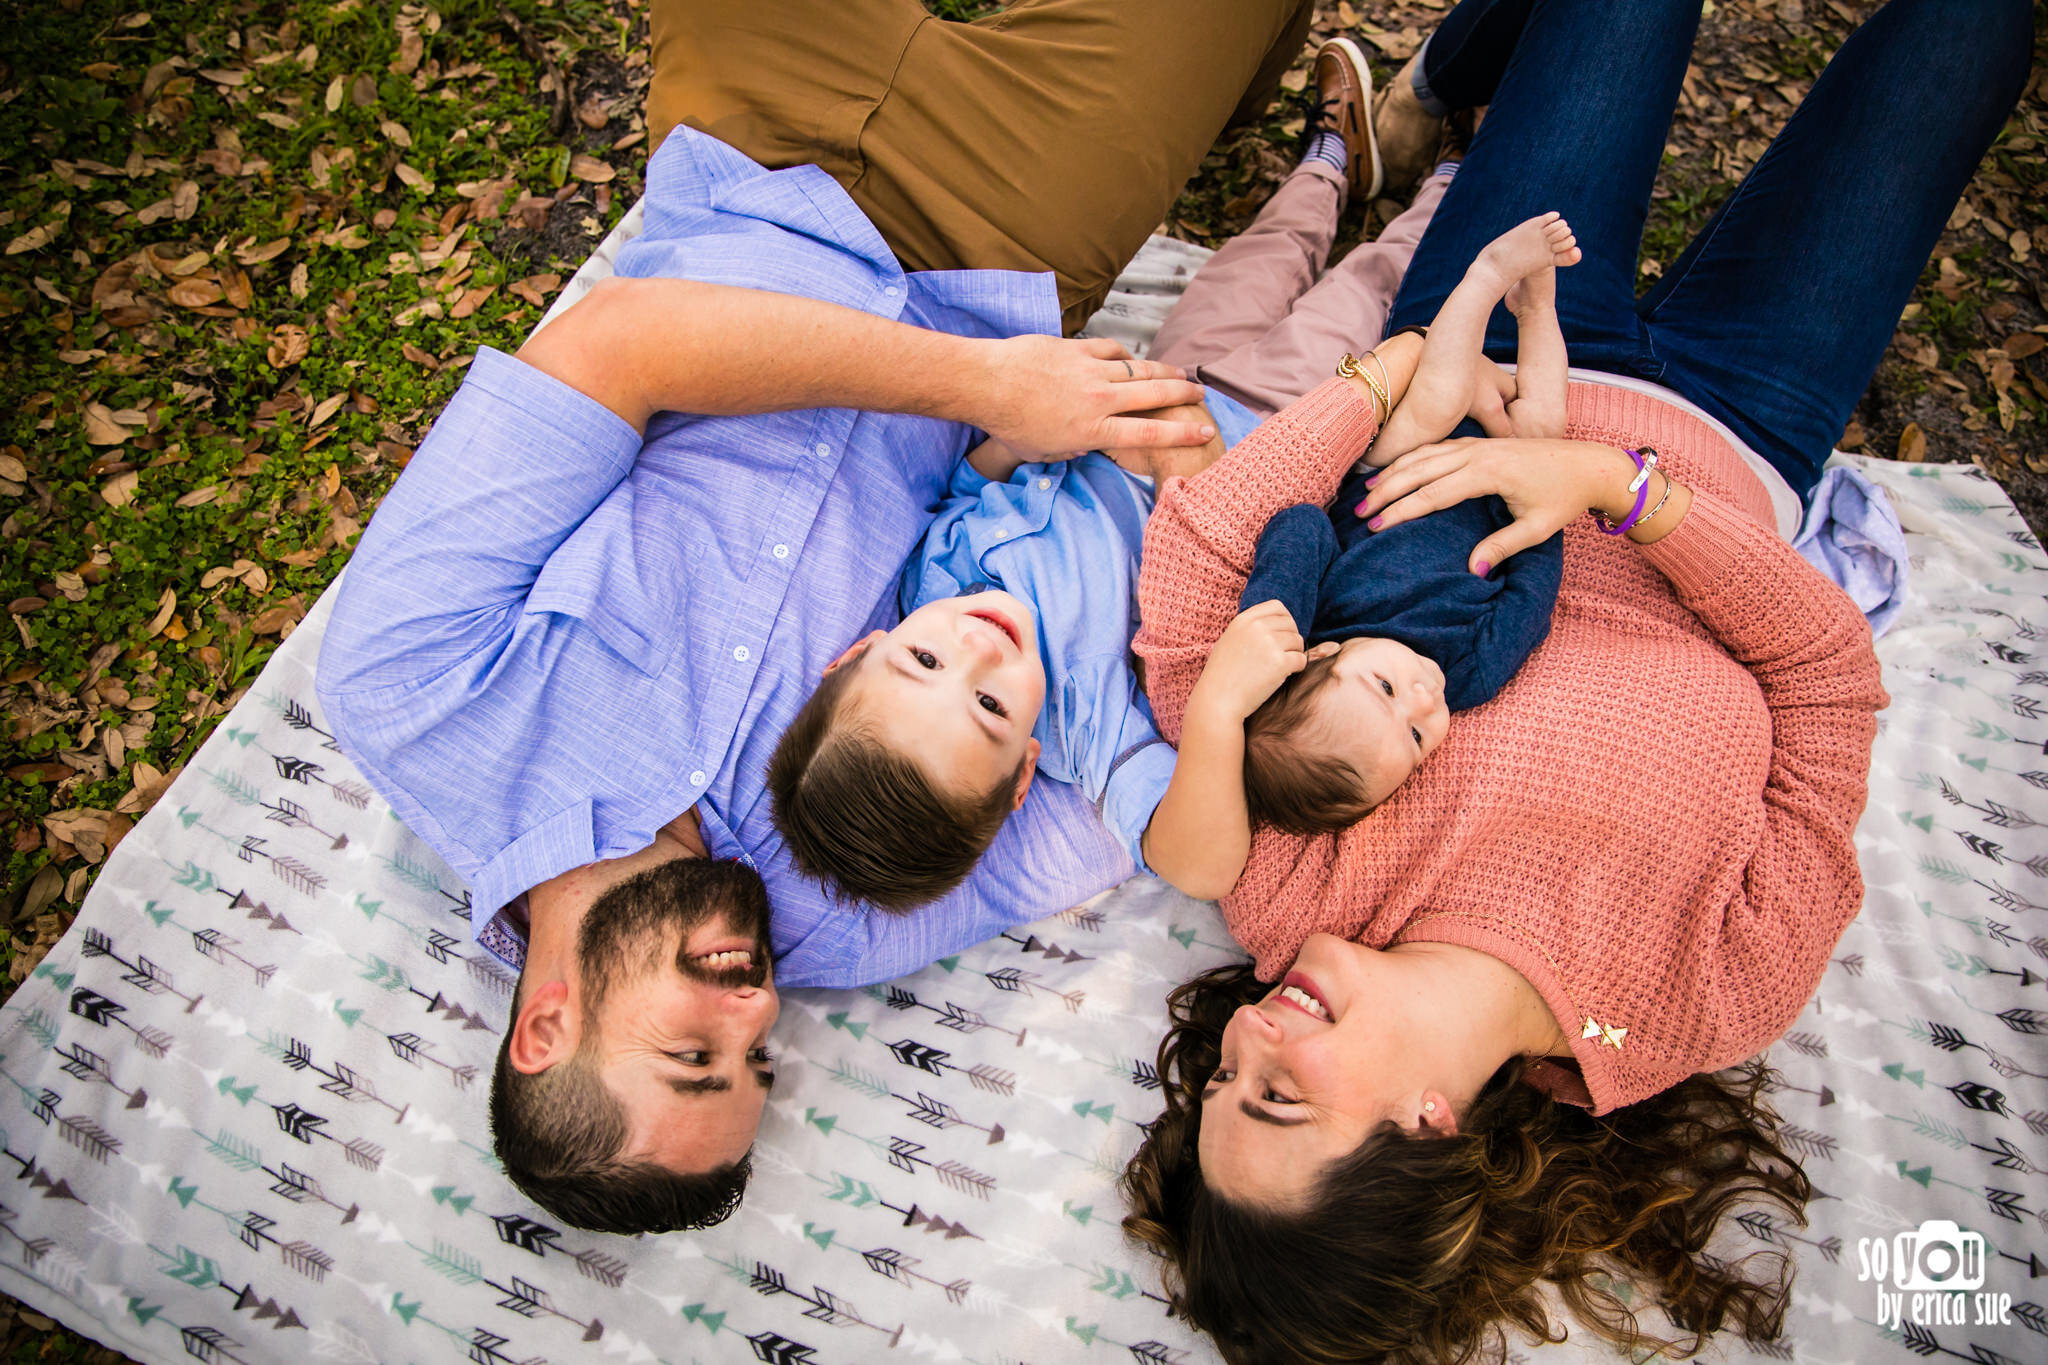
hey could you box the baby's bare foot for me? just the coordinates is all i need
[1470,212,1581,299]
[1504,263,1555,318]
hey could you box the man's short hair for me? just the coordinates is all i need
[489,1033,747,1234]
[489,857,772,1235]
[768,657,1020,913]
[1242,655,1375,836]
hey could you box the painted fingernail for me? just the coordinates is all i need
[1474,560,1491,576]
[1367,516,1383,530]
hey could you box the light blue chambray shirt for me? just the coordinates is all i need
[899,456,1176,868]
[316,126,1131,989]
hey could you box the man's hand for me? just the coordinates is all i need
[975,336,1213,458]
[1101,400,1227,483]
[1189,601,1332,724]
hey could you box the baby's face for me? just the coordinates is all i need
[844,589,1047,796]
[1312,637,1451,804]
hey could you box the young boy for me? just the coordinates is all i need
[1141,211,1581,892]
[766,421,1220,910]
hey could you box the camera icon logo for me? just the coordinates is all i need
[1893,1220,1987,1291]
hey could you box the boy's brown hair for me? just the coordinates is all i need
[1241,654,1375,837]
[768,654,1024,912]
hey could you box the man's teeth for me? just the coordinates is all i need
[696,950,752,968]
[1279,984,1329,1020]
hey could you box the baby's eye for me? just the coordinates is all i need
[1411,726,1423,747]
[978,692,1007,717]
[912,647,938,669]
[1379,677,1394,697]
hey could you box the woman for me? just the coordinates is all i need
[1118,1,2032,1362]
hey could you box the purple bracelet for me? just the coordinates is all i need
[1594,447,1659,536]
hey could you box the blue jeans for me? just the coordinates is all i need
[1385,0,2033,499]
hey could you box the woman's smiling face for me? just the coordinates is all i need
[1197,933,1456,1210]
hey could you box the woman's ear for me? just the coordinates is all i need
[1417,1089,1459,1138]
[507,980,578,1074]
[822,630,884,677]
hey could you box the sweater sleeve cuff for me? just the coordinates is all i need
[1637,488,1773,597]
[1275,377,1381,460]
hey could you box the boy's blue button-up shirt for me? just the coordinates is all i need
[316,126,1131,989]
[900,456,1177,869]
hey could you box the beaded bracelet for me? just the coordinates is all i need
[1592,446,1659,536]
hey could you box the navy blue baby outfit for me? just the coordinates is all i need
[1239,451,1564,714]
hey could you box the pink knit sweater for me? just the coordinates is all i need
[1134,378,1889,1113]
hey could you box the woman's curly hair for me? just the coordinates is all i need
[1119,962,1812,1365]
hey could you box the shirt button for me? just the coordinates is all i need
[1037,477,1051,490]
[992,527,1008,540]
[733,645,751,662]
[773,543,789,559]
[815,442,831,458]
[689,770,706,786]
[882,284,900,297]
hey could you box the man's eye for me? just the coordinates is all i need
[978,692,1007,717]
[674,1051,709,1066]
[913,648,938,669]
[1379,677,1394,696]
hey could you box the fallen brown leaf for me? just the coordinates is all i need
[166,277,225,308]
[174,485,218,508]
[309,393,346,429]
[100,470,140,506]
[2004,332,2044,360]
[568,154,615,183]
[83,402,129,445]
[266,324,310,367]
[145,587,177,634]
[235,236,290,265]
[1897,421,1928,463]
[400,342,438,369]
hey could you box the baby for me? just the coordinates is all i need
[766,420,1223,911]
[1148,212,1580,886]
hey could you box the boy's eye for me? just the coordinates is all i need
[1379,677,1394,696]
[912,647,938,669]
[978,692,1007,717]
[747,1047,774,1065]
[1263,1088,1297,1105]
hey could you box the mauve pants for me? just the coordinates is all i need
[1151,165,1449,419]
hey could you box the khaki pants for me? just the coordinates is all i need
[647,0,1314,334]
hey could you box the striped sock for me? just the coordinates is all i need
[1302,129,1349,176]
[1432,161,1461,181]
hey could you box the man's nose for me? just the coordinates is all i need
[724,985,778,1026]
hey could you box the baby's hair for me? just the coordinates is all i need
[768,651,1023,913]
[1242,654,1377,836]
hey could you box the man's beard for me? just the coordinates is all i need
[577,857,774,1004]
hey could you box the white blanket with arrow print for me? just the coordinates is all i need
[0,229,2042,1365]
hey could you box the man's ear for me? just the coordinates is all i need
[507,980,579,1074]
[1010,738,1042,811]
[822,631,884,677]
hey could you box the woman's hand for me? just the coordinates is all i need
[977,336,1212,457]
[1189,601,1337,725]
[1355,437,1642,573]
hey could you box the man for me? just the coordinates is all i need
[318,0,1321,1235]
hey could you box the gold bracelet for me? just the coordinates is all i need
[1629,470,1676,536]
[1336,352,1390,425]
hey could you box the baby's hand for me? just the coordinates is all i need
[1192,601,1333,723]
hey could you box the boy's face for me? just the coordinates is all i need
[832,589,1047,801]
[1314,636,1451,804]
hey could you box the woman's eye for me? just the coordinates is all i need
[978,693,1007,717]
[1379,677,1395,696]
[913,648,938,669]
[1211,1068,1235,1084]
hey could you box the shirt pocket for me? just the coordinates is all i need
[522,501,688,677]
